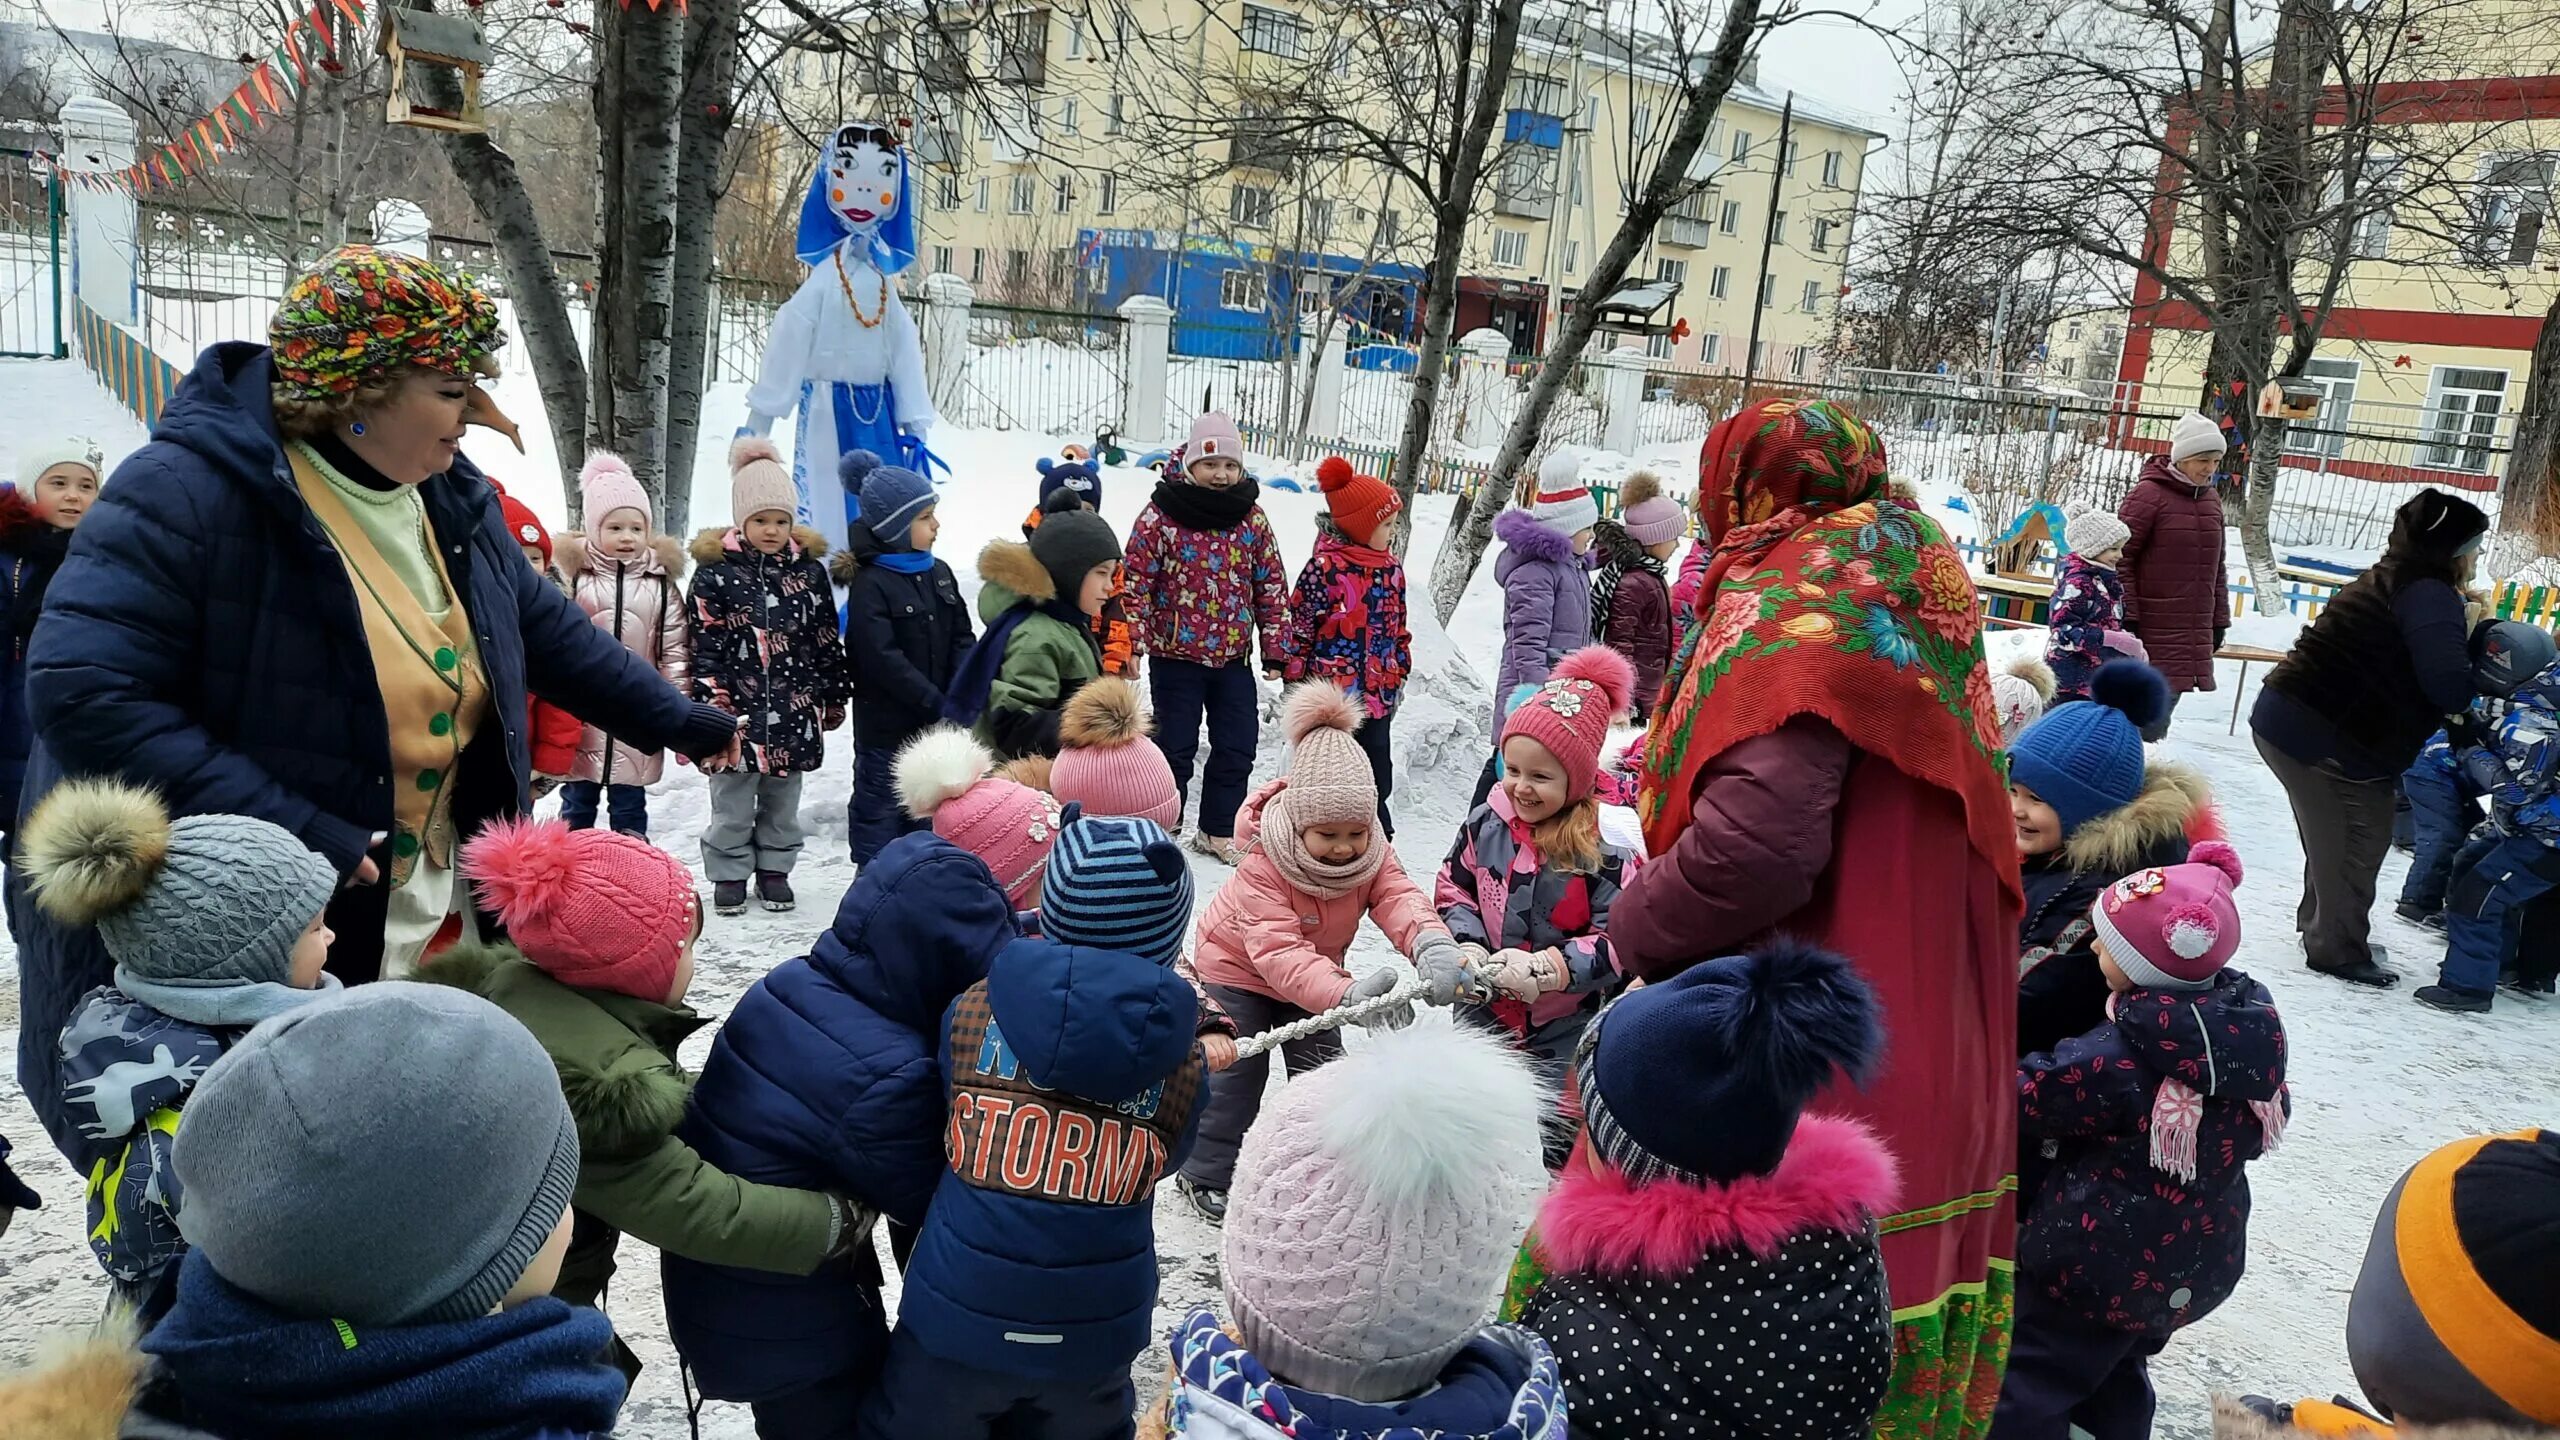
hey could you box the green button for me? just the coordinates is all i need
[415,768,440,791]
[433,646,457,671]
[393,832,420,858]
[429,712,453,736]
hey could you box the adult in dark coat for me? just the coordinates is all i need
[2250,487,2487,988]
[12,249,736,1165]
[2117,415,2232,700]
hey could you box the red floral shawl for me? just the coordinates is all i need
[1636,398,2019,893]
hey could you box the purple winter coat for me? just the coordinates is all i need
[2117,458,2228,693]
[1492,507,1592,729]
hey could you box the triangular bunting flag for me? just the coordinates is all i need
[251,63,281,113]
[307,5,337,55]
[330,0,364,24]
[225,88,258,132]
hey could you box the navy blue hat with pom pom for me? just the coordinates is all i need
[2007,659,2170,834]
[1037,454,1103,510]
[1576,939,1881,1185]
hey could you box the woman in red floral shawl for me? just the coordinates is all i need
[1614,397,2022,1438]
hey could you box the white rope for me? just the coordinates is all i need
[1230,971,1431,1060]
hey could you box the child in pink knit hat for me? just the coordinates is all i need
[427,816,865,1306]
[1139,1023,1560,1439]
[556,451,696,838]
[1050,676,1181,830]
[1178,682,1470,1224]
[893,727,1065,910]
[1435,644,1646,1166]
[2006,839,2290,1440]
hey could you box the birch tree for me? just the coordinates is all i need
[590,0,684,515]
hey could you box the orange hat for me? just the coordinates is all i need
[1316,456,1402,549]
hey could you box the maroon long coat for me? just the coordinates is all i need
[2117,456,2228,693]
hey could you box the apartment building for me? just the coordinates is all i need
[2116,2,2557,486]
[847,2,1875,378]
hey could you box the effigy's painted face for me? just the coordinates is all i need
[827,125,900,235]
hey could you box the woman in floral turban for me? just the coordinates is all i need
[1609,397,2023,1438]
[12,245,739,1164]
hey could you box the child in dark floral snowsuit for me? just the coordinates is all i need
[1282,456,1410,835]
[2045,510,2134,703]
[1121,411,1290,858]
[689,439,851,913]
[2000,840,2288,1440]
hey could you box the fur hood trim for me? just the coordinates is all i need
[0,1327,145,1440]
[411,935,514,996]
[2210,1396,2547,1440]
[2005,652,2058,704]
[558,1050,691,1159]
[977,538,1057,602]
[2064,758,2212,875]
[1534,1114,1900,1274]
[0,487,49,546]
[556,531,688,581]
[828,547,860,586]
[690,524,827,567]
[1061,676,1148,749]
[1494,505,1575,564]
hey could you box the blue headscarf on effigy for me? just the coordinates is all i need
[793,122,919,271]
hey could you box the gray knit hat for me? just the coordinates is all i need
[173,984,582,1325]
[19,778,338,989]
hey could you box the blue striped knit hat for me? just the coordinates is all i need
[1039,816,1193,966]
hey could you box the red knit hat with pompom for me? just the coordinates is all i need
[2090,839,2245,991]
[461,817,699,1003]
[1499,645,1637,799]
[1316,455,1402,549]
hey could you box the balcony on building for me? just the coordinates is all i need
[1503,71,1566,149]
[1229,106,1296,177]
[992,8,1048,86]
[1493,144,1557,220]
[1658,190,1713,248]
[911,119,964,168]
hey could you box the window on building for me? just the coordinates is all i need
[1060,97,1080,135]
[975,178,990,212]
[2423,366,2508,471]
[1770,210,1787,244]
[2285,356,2360,459]
[1107,92,1125,134]
[1822,148,1843,187]
[2066,319,2084,341]
[1098,172,1119,214]
[1632,102,1652,139]
[1048,247,1073,293]
[1719,200,1741,235]
[1240,4,1305,58]
[1492,229,1529,268]
[1221,266,1267,311]
[1751,338,1768,371]
[1812,218,1834,253]
[932,244,953,275]
[1709,265,1730,299]
[970,248,985,284]
[1564,239,1580,273]
[1731,128,1752,163]
[1701,332,1722,364]
[1506,71,1566,117]
[1657,257,1687,286]
[2470,155,2551,266]
[1005,249,1029,290]
[1380,208,1402,245]
[1066,14,1084,55]
[937,174,962,209]
[1759,274,1775,308]
[1309,198,1334,242]
[1646,331,1674,359]
[1783,140,1799,177]
[1790,345,1809,378]
[1054,175,1075,213]
[1231,183,1275,229]
[2058,358,2075,378]
[1010,173,1038,214]
[1801,279,1820,312]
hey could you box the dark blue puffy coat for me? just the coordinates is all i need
[897,935,1205,1381]
[11,342,704,1165]
[662,832,1017,1402]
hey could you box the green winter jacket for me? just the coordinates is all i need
[414,941,841,1303]
[974,537,1103,758]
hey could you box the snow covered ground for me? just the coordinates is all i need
[2,353,2557,1439]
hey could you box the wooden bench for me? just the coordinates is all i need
[2214,644,2291,734]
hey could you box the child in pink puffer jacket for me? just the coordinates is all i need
[1176,682,1468,1225]
[555,452,693,838]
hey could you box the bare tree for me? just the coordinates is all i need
[1426,0,1766,621]
[2502,289,2560,560]
[590,0,684,511]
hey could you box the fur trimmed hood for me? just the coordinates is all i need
[0,1330,150,1440]
[555,530,689,581]
[689,523,827,568]
[1534,1114,1900,1275]
[2211,1395,2548,1440]
[976,537,1057,607]
[0,486,52,549]
[1494,505,1576,566]
[2062,758,2211,876]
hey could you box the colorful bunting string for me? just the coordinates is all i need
[47,0,368,196]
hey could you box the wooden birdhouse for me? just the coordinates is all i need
[379,9,491,134]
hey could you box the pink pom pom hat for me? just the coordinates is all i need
[1498,644,1638,799]
[2090,839,2245,991]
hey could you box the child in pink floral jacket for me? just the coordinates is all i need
[1282,456,1411,836]
[1122,411,1291,860]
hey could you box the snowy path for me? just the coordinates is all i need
[0,356,2555,1436]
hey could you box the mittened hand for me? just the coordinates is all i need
[826,1195,881,1260]
[1413,934,1482,1006]
[1486,948,1563,1002]
[1349,966,1414,1030]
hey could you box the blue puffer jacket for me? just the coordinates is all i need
[897,935,1206,1381]
[662,833,1017,1403]
[2459,660,2560,849]
[12,342,707,1166]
